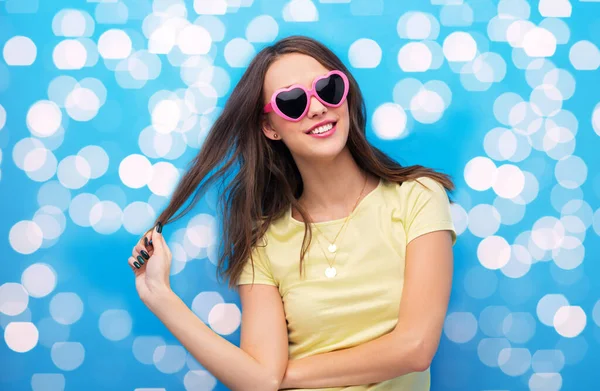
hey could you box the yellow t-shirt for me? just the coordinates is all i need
[236,176,457,391]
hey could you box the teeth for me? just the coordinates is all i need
[308,123,334,135]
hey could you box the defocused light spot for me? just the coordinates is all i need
[21,263,57,298]
[119,154,153,189]
[444,312,477,343]
[502,312,536,343]
[51,342,85,371]
[153,345,187,373]
[283,0,319,22]
[443,32,477,62]
[65,87,101,121]
[498,347,531,376]
[246,15,279,43]
[480,306,511,337]
[397,12,439,40]
[529,373,562,391]
[469,204,501,238]
[539,0,572,17]
[537,294,569,326]
[569,40,600,70]
[99,309,132,341]
[26,101,62,138]
[464,156,497,191]
[553,305,586,338]
[50,292,84,325]
[98,29,132,59]
[9,221,43,255]
[532,349,565,373]
[133,336,166,364]
[193,0,227,15]
[208,303,241,335]
[177,24,212,55]
[398,42,432,72]
[95,1,129,24]
[224,38,255,68]
[90,200,123,234]
[148,161,180,197]
[3,36,36,66]
[440,4,473,26]
[183,370,217,391]
[191,292,225,323]
[348,39,381,68]
[372,103,407,140]
[0,283,29,316]
[53,9,94,37]
[53,40,88,70]
[478,337,511,367]
[4,322,38,353]
[555,155,587,189]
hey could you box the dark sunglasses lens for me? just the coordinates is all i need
[275,88,307,119]
[315,74,345,105]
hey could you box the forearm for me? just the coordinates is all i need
[144,290,278,391]
[282,329,426,389]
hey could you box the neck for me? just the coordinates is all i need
[294,147,373,217]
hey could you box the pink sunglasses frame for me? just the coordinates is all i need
[263,70,350,122]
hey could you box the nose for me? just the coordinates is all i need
[306,96,327,119]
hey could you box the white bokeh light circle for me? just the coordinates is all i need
[478,235,511,270]
[9,221,43,255]
[4,322,39,353]
[49,292,84,325]
[349,39,382,69]
[98,309,132,341]
[0,283,29,316]
[553,306,586,338]
[372,103,407,140]
[51,342,85,371]
[98,29,132,59]
[208,303,241,335]
[119,154,153,189]
[21,263,57,298]
[26,100,62,138]
[3,36,37,66]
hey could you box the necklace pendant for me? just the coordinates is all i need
[328,244,337,253]
[325,266,337,278]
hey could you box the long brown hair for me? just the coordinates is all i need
[144,35,455,290]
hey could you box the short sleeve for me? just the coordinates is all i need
[399,176,457,246]
[236,242,278,286]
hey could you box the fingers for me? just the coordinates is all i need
[128,256,143,271]
[150,222,164,252]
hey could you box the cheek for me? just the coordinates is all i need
[272,115,302,135]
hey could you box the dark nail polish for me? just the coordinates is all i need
[144,237,148,247]
[137,256,145,265]
[156,222,163,233]
[140,250,150,260]
[134,261,140,268]
[149,239,153,246]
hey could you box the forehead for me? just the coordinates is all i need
[264,53,331,95]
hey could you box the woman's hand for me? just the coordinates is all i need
[128,222,173,303]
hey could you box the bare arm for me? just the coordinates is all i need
[145,286,288,391]
[280,230,454,389]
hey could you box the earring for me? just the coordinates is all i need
[273,133,279,139]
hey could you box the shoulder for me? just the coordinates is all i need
[382,176,447,202]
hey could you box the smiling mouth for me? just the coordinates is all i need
[306,122,336,135]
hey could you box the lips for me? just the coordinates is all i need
[305,120,337,134]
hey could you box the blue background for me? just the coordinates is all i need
[1,0,599,390]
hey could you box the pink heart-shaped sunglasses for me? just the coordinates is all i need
[263,70,350,122]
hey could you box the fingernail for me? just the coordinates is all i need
[144,237,148,247]
[134,261,141,269]
[149,239,153,246]
[137,256,145,265]
[156,222,163,233]
[140,250,150,260]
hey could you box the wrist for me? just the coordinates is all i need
[141,286,177,311]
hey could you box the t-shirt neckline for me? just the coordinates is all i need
[288,177,384,227]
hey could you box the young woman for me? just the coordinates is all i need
[128,35,457,391]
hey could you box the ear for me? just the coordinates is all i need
[261,116,280,141]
